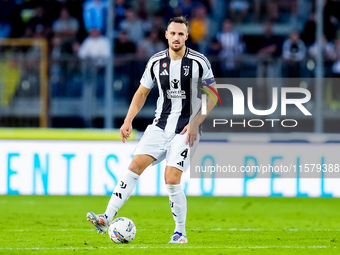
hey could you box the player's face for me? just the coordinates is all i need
[165,22,188,52]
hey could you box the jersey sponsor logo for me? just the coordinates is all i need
[171,79,180,89]
[167,79,186,99]
[177,161,184,167]
[167,90,186,99]
[162,62,167,68]
[160,69,169,76]
[183,65,190,76]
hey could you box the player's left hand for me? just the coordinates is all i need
[180,122,198,147]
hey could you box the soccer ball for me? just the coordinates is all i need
[108,217,136,243]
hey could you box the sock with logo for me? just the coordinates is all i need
[166,184,187,236]
[105,170,139,222]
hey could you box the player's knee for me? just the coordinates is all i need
[128,160,142,174]
[164,174,181,185]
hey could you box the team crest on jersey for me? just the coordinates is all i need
[183,66,190,76]
[162,62,167,68]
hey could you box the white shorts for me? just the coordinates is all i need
[134,124,200,172]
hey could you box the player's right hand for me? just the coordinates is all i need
[120,122,132,143]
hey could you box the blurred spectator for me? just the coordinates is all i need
[216,19,244,76]
[332,38,340,78]
[51,35,81,57]
[113,29,136,101]
[52,7,79,43]
[133,0,149,24]
[151,12,166,32]
[51,35,82,98]
[323,0,340,42]
[282,31,306,62]
[82,0,108,34]
[206,37,222,76]
[256,23,282,106]
[207,38,221,56]
[51,36,63,58]
[39,0,61,23]
[282,31,306,77]
[64,0,84,22]
[309,37,335,62]
[150,13,167,45]
[309,36,336,78]
[78,28,110,99]
[174,0,195,19]
[114,0,128,30]
[257,23,281,59]
[229,0,250,23]
[26,4,52,39]
[131,0,160,18]
[189,5,210,52]
[78,29,110,66]
[0,0,18,38]
[114,30,136,55]
[330,37,340,101]
[301,13,316,47]
[134,0,153,36]
[137,29,166,58]
[119,9,145,45]
[295,0,313,31]
[253,0,279,23]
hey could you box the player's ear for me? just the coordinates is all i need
[165,30,168,40]
[185,32,188,41]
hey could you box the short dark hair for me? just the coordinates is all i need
[167,16,189,32]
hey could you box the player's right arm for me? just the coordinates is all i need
[120,85,151,143]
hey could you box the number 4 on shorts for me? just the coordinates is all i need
[181,149,188,159]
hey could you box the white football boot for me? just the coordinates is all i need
[86,212,109,234]
[168,232,188,243]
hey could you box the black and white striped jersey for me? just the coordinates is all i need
[140,47,215,133]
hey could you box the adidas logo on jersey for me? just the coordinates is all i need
[160,69,169,76]
[177,161,184,167]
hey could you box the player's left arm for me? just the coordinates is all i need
[180,82,218,147]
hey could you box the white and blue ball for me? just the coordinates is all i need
[108,217,136,243]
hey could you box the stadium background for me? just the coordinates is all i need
[1,0,339,197]
[1,0,340,253]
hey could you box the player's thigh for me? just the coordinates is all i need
[128,154,156,175]
[134,124,167,165]
[166,132,200,172]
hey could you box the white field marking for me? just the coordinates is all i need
[4,228,340,232]
[200,228,340,232]
[0,246,334,250]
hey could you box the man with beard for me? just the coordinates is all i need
[87,16,217,243]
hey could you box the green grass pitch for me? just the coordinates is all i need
[0,196,339,254]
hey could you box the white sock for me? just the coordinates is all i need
[105,170,139,222]
[166,184,187,236]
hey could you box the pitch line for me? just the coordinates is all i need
[0,246,333,250]
[3,228,340,232]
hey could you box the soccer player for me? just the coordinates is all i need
[87,16,217,243]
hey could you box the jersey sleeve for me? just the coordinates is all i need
[140,59,155,89]
[202,58,215,85]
